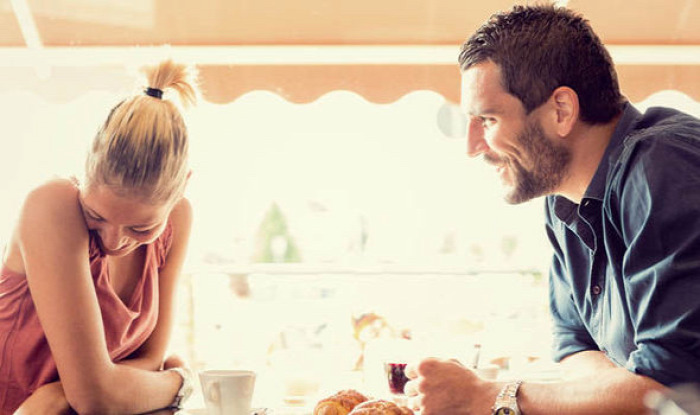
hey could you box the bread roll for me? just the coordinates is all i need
[348,399,414,415]
[313,389,369,415]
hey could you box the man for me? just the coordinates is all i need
[404,4,700,415]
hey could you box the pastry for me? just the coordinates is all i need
[313,389,369,415]
[349,399,414,415]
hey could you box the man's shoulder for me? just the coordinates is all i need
[614,107,700,169]
[624,106,700,147]
[604,107,700,204]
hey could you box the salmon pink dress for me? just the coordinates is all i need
[0,224,172,414]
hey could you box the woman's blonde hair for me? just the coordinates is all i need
[85,60,197,204]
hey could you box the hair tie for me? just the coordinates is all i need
[145,87,163,99]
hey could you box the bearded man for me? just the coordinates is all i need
[405,4,700,415]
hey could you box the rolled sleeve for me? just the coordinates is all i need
[549,256,599,362]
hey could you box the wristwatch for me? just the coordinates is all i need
[168,367,194,409]
[492,380,523,415]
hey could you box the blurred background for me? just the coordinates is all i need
[2,0,700,409]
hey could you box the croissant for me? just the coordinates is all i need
[348,399,414,415]
[313,389,369,415]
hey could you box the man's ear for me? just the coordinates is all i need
[549,86,579,137]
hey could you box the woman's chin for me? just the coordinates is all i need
[103,244,137,257]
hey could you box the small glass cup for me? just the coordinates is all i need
[383,362,409,406]
[384,362,409,394]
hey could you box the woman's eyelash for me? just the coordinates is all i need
[87,213,103,222]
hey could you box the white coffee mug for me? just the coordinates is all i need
[199,369,256,415]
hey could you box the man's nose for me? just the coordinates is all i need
[465,118,488,157]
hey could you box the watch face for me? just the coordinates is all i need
[495,408,515,415]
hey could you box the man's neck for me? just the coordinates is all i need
[556,114,622,204]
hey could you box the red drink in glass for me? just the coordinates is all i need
[385,363,409,394]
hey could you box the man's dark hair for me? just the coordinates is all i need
[459,4,625,124]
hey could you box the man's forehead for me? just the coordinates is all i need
[460,62,521,115]
[461,62,500,111]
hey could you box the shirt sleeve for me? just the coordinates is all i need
[612,132,700,386]
[544,200,599,362]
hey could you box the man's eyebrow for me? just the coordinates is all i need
[478,107,501,116]
[467,106,500,117]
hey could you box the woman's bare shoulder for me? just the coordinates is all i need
[170,197,192,234]
[25,177,80,203]
[19,178,86,238]
[6,178,86,273]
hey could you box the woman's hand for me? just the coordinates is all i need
[14,381,76,415]
[162,354,186,371]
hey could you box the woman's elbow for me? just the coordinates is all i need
[66,396,102,415]
[64,382,116,415]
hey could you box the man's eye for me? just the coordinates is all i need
[481,117,495,126]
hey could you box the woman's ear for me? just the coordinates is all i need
[550,86,579,137]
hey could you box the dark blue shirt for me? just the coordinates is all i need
[546,103,700,386]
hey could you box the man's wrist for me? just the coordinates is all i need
[492,380,523,415]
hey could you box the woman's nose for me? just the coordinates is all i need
[99,226,125,250]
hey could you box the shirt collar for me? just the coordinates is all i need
[550,103,642,223]
[583,102,642,201]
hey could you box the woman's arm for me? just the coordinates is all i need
[13,382,75,415]
[125,198,193,371]
[18,181,192,414]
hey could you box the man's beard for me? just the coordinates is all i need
[489,119,571,204]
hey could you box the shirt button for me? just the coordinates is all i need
[592,285,602,295]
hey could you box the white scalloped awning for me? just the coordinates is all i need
[1,0,699,104]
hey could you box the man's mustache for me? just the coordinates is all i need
[483,153,506,166]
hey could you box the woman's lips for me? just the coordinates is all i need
[104,246,127,255]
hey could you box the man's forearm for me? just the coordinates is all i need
[517,359,666,415]
[560,350,617,379]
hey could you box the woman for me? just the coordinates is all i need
[0,60,196,414]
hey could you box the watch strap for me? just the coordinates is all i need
[168,367,194,409]
[492,380,523,415]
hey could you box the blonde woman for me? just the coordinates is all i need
[0,60,196,414]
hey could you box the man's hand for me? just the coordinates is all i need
[14,381,76,415]
[404,357,501,415]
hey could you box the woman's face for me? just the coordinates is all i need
[79,184,172,257]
